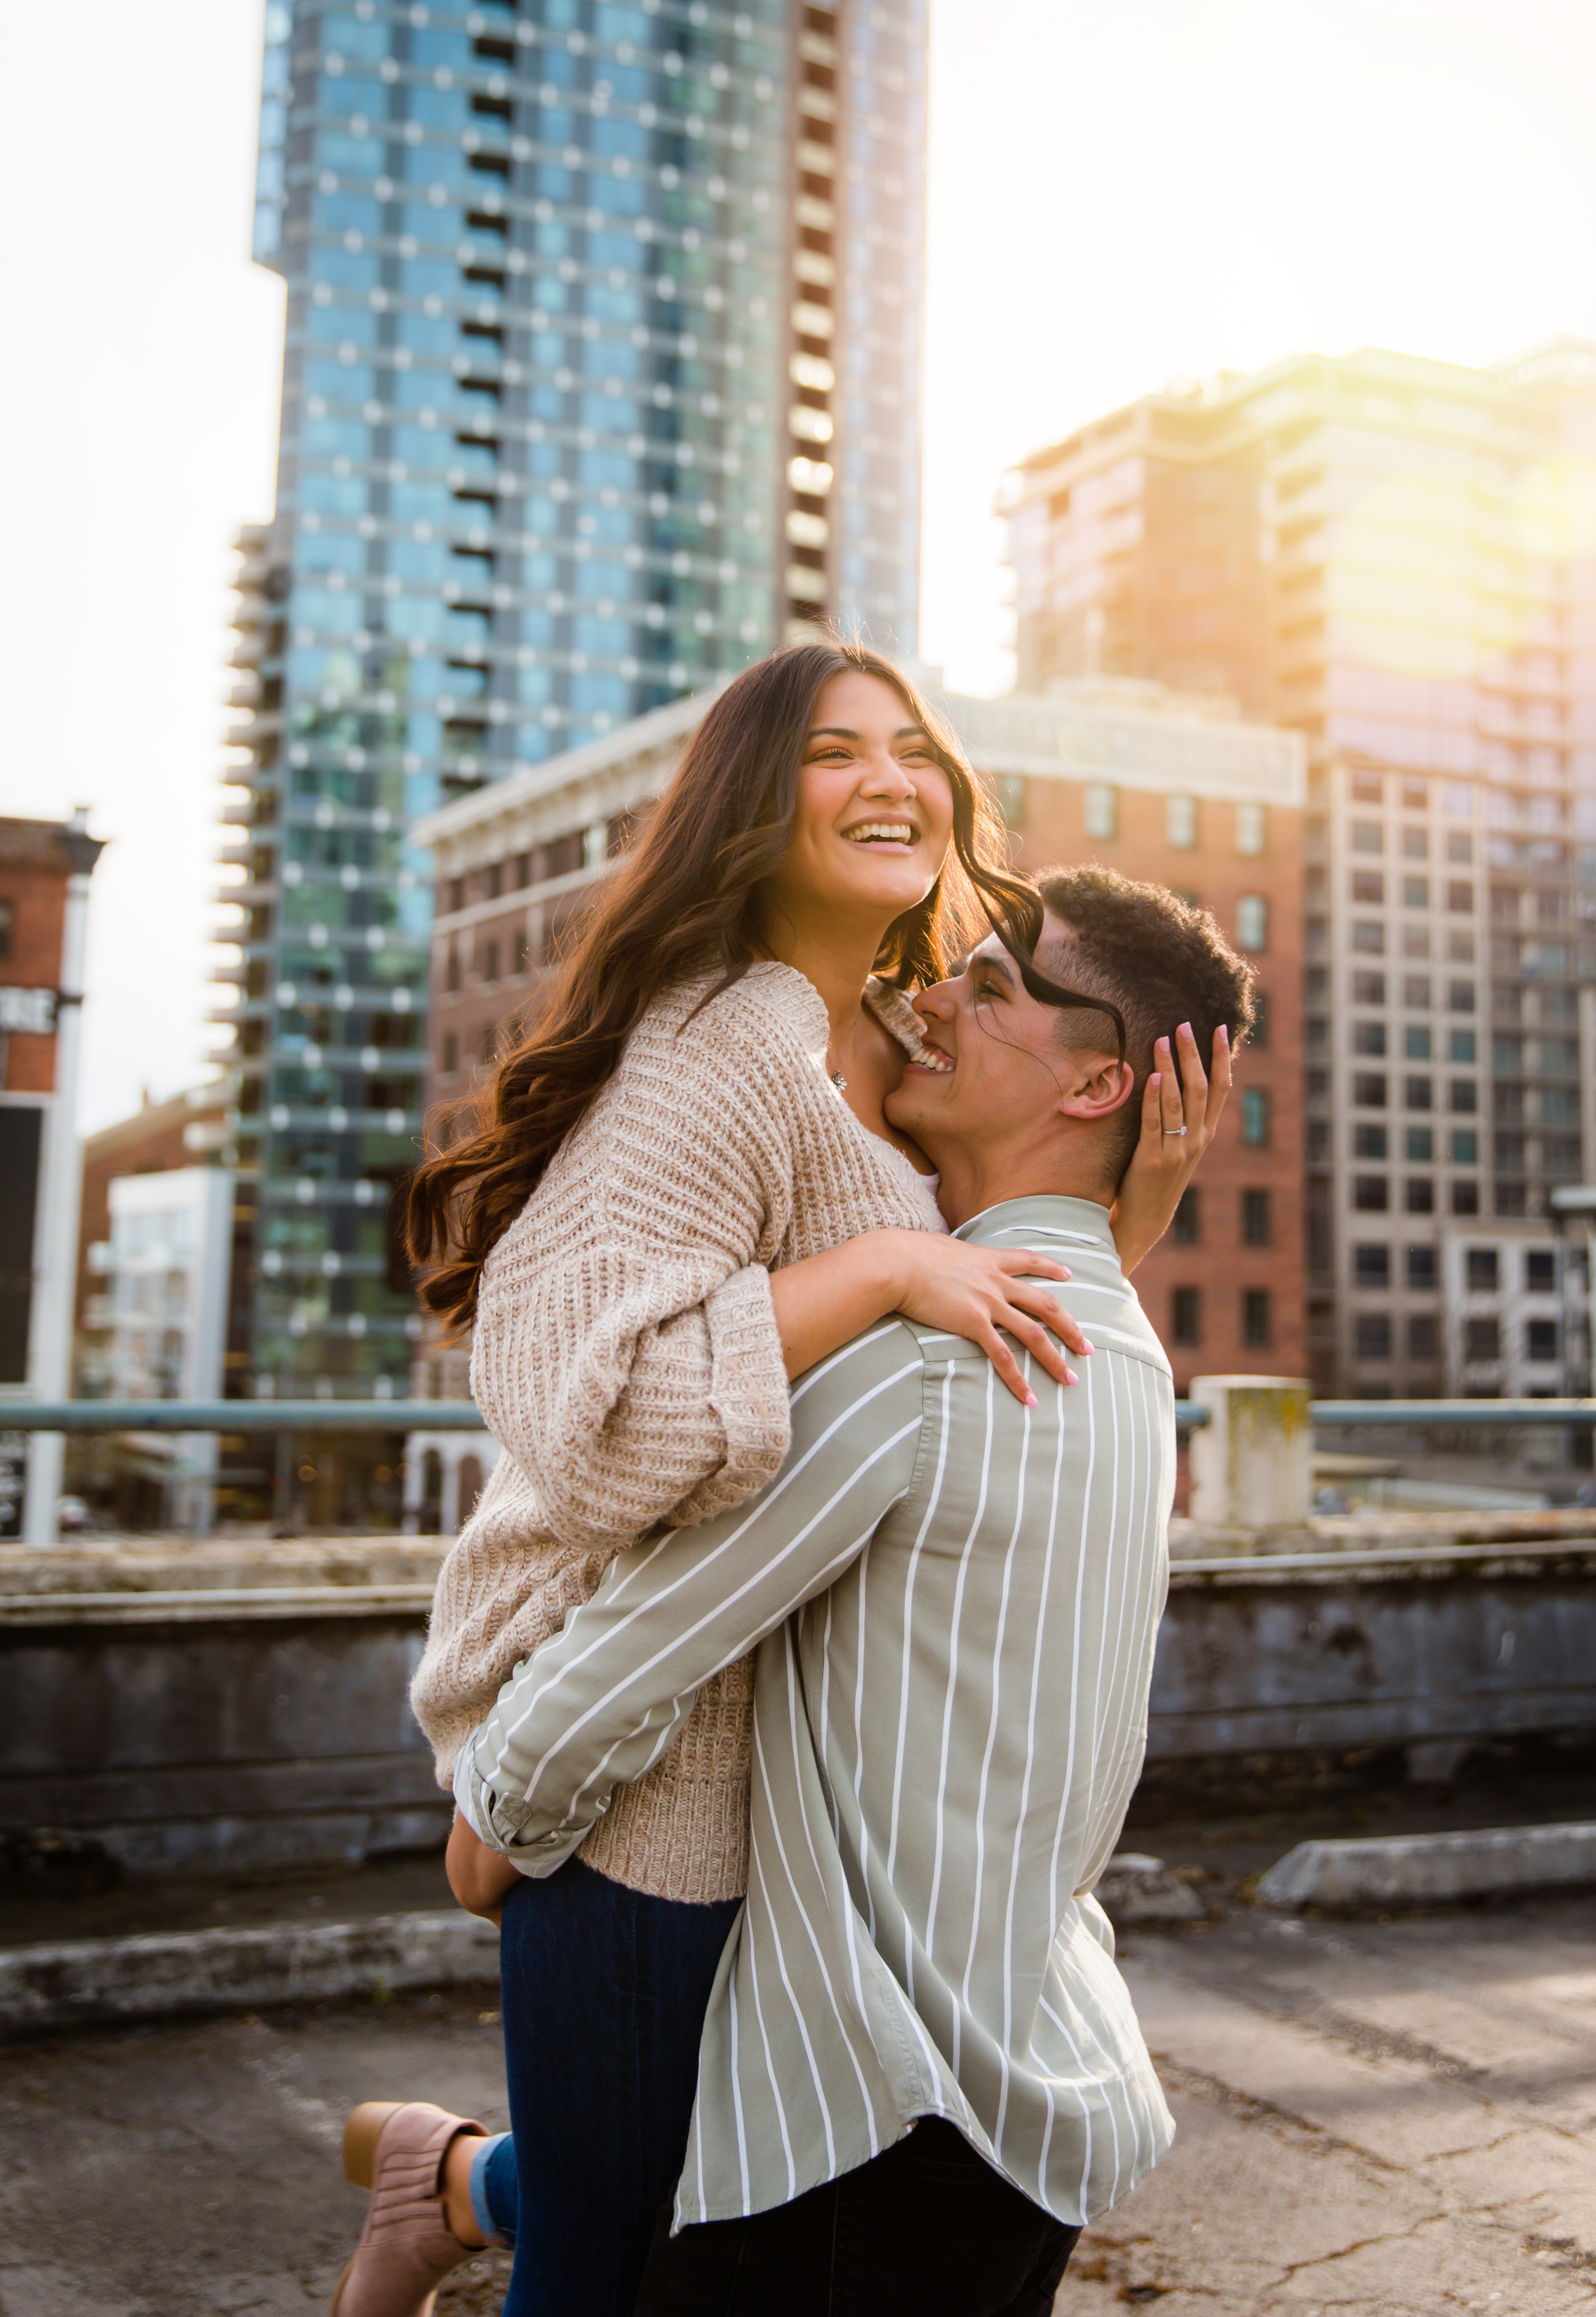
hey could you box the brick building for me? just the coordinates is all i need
[0,812,104,1538]
[413,675,1305,1398]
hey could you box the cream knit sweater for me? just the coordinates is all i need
[410,963,943,1903]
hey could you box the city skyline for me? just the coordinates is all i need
[4,0,1596,1128]
[222,0,928,1397]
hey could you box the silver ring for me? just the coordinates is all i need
[1161,1126,1188,1137]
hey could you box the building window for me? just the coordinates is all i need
[514,852,532,890]
[1352,920,1385,954]
[479,1020,498,1065]
[1405,1076,1432,1110]
[1236,895,1268,952]
[1172,1285,1201,1344]
[0,899,11,958]
[1466,1247,1499,1291]
[1241,1188,1271,1246]
[1404,974,1432,1009]
[1242,1288,1272,1347]
[1351,870,1384,905]
[1497,1182,1528,1218]
[1466,1316,1501,1362]
[1351,817,1383,851]
[1447,880,1474,913]
[1250,993,1270,1048]
[1353,972,1386,1004]
[1403,876,1429,908]
[1240,1088,1270,1146]
[1402,780,1428,811]
[1408,1313,1438,1359]
[1452,1180,1480,1215]
[1354,1243,1390,1286]
[1352,774,1383,805]
[481,939,500,984]
[1449,1029,1476,1063]
[1083,782,1116,840]
[1166,795,1198,849]
[1447,830,1473,861]
[1448,979,1476,1012]
[995,775,1027,829]
[1448,930,1474,963]
[1354,1176,1389,1211]
[1449,1080,1476,1113]
[1406,1245,1436,1289]
[1450,1129,1478,1165]
[1172,1188,1200,1244]
[1528,1319,1560,1363]
[1404,1024,1431,1059]
[1353,1020,1386,1056]
[445,942,461,993]
[1405,1179,1434,1212]
[1406,1127,1434,1162]
[1236,801,1266,856]
[1354,1124,1388,1159]
[1355,1313,1391,1360]
[441,1031,458,1075]
[1353,1073,1388,1108]
[1526,1249,1555,1292]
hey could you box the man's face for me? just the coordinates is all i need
[885,915,1126,1160]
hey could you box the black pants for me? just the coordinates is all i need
[634,2117,1079,2317]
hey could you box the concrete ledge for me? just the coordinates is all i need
[0,1909,500,2040]
[1256,1821,1596,1912]
[1095,1853,1203,1924]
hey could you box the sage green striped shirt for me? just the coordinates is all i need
[456,1194,1177,2229]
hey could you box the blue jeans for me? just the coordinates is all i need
[478,1856,742,2317]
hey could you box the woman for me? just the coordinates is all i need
[330,641,1225,2317]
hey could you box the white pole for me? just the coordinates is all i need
[23,811,102,1546]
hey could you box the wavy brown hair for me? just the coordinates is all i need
[407,638,1042,1331]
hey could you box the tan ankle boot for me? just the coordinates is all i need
[330,2101,488,2317]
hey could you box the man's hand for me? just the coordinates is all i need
[446,1807,521,1924]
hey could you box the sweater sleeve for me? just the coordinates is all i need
[474,989,803,1552]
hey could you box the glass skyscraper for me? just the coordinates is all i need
[219,0,927,1402]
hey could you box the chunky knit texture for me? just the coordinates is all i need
[410,963,942,1903]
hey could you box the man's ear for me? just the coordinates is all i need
[1060,1053,1136,1121]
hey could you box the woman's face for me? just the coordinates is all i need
[762,671,956,935]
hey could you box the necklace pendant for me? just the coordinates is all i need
[830,1070,847,1092]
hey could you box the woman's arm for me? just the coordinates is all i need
[1111,1022,1232,1275]
[769,1228,1090,1406]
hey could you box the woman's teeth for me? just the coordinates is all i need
[915,1047,954,1073]
[844,822,915,845]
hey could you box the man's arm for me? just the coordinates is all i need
[454,1321,924,1873]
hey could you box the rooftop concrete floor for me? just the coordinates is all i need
[1,1896,1592,2315]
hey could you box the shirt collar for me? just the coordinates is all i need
[952,1193,1119,1262]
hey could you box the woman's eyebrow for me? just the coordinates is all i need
[803,724,929,742]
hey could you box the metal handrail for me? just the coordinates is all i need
[5,1397,1596,1435]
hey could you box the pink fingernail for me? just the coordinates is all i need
[1081,1340,1095,1354]
[1024,1390,1039,1408]
[1064,1369,1079,1387]
[1219,1024,1230,1044]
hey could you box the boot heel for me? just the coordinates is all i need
[342,2101,405,2188]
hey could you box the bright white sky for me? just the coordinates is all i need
[2,0,1593,1128]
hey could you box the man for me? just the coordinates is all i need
[458,868,1252,2309]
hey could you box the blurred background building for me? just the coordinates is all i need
[1001,339,1596,1398]
[412,671,1305,1397]
[0,812,102,1540]
[216,0,929,1409]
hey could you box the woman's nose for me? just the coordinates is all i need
[861,751,915,797]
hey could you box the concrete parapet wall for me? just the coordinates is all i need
[5,1527,1595,1876]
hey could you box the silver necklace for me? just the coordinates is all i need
[828,1006,864,1093]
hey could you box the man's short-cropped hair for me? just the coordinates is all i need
[1032,865,1257,1180]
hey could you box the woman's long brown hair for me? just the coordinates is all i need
[407,638,1043,1332]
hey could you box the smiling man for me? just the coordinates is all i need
[451,867,1254,2313]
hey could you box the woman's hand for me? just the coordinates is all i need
[771,1230,1088,1403]
[1111,1022,1232,1275]
[885,1233,1089,1406]
[446,1807,521,1925]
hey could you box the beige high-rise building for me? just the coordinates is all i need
[1001,340,1596,1399]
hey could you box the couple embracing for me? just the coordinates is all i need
[330,641,1252,2317]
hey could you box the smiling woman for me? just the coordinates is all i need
[348,638,1225,2317]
